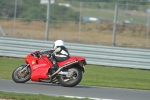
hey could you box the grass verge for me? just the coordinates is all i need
[0,57,150,90]
[0,91,88,100]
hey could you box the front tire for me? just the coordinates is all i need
[12,65,31,83]
[58,68,82,87]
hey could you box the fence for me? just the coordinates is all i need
[0,0,150,48]
[0,37,150,70]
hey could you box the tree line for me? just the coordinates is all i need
[0,0,79,22]
[0,0,149,22]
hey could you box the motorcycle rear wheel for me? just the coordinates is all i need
[58,67,82,87]
[12,65,31,83]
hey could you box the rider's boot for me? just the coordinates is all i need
[51,60,62,73]
[49,56,62,76]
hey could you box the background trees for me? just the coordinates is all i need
[0,0,79,21]
[0,0,149,21]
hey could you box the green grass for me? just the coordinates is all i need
[0,57,25,79]
[81,66,150,90]
[0,57,150,90]
[0,91,88,100]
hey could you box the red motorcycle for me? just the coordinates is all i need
[12,50,86,87]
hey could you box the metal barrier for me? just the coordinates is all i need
[0,37,150,69]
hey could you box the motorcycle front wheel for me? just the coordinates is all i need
[12,65,31,83]
[58,67,82,87]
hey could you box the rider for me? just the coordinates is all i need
[49,40,70,72]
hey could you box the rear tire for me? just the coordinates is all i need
[58,68,82,87]
[12,65,31,83]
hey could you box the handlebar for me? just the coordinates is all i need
[31,51,53,58]
[31,50,54,58]
[31,51,42,58]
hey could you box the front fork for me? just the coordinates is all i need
[20,64,29,73]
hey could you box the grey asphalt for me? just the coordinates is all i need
[0,79,150,100]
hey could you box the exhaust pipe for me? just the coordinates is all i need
[48,60,78,78]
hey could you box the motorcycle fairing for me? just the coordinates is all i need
[26,55,52,81]
[26,55,85,82]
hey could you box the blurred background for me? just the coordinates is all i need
[0,0,150,48]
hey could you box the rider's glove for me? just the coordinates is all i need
[35,52,41,58]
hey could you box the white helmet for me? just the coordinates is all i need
[53,40,64,49]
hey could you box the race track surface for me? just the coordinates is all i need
[0,79,150,100]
